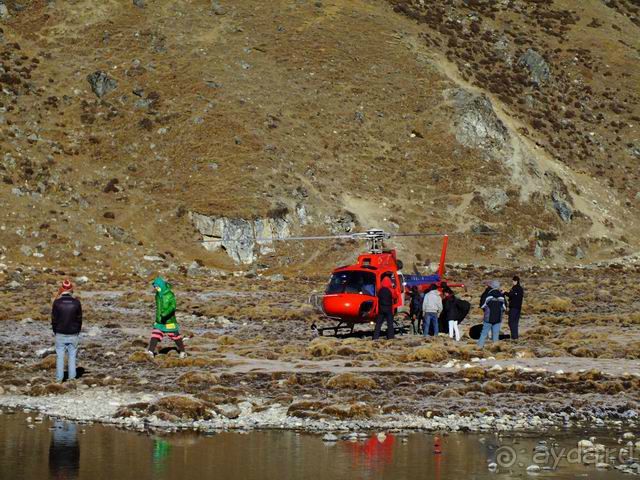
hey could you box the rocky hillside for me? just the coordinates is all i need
[0,0,638,277]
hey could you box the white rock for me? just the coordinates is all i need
[595,463,611,470]
[526,465,541,473]
[76,276,90,284]
[488,462,497,471]
[578,440,594,448]
[322,433,338,442]
[143,255,164,262]
[622,432,635,440]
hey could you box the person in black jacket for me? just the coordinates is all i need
[442,288,462,341]
[505,275,524,340]
[408,286,423,334]
[51,280,82,382]
[373,276,395,340]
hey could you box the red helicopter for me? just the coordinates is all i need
[273,228,466,336]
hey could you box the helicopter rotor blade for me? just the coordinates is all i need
[256,234,355,242]
[390,231,499,238]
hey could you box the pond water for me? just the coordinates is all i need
[0,411,635,479]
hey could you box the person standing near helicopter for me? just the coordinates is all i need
[422,284,443,337]
[373,275,396,340]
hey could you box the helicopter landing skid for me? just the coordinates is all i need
[311,321,355,337]
[311,317,411,338]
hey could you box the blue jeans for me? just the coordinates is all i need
[423,312,438,337]
[477,322,500,348]
[55,334,79,382]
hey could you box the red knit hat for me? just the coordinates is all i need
[61,279,73,292]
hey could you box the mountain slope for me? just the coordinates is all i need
[0,0,638,275]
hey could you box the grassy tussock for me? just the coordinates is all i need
[307,338,336,358]
[405,346,448,363]
[151,395,214,420]
[325,372,377,390]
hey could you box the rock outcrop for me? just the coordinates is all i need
[189,212,293,264]
[449,89,510,155]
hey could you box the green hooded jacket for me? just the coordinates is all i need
[152,277,179,333]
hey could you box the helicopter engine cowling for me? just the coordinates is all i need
[322,294,376,322]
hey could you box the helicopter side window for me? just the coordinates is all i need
[326,271,376,296]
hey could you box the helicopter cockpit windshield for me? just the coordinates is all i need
[326,271,376,296]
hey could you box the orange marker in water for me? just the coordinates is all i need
[434,436,442,454]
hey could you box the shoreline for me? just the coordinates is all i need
[1,386,637,436]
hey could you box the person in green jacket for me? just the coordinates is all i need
[146,277,186,358]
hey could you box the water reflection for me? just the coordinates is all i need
[345,433,395,473]
[0,412,630,480]
[48,420,80,479]
[152,439,172,474]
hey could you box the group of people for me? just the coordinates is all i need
[51,274,525,381]
[51,277,186,382]
[405,276,525,347]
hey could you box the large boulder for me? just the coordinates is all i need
[517,49,551,86]
[551,191,573,222]
[450,89,510,154]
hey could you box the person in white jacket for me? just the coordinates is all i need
[421,285,442,337]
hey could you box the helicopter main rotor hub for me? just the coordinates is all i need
[357,228,391,254]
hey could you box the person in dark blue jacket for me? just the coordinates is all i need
[477,281,505,348]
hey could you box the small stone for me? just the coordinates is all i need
[20,245,33,257]
[595,463,611,470]
[578,439,594,448]
[133,0,144,7]
[211,1,226,15]
[76,276,89,284]
[526,465,541,473]
[622,432,635,440]
[87,71,118,98]
[322,433,338,442]
[0,4,9,19]
[488,462,497,471]
[216,404,241,419]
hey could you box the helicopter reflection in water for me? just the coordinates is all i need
[344,433,396,472]
[48,420,80,480]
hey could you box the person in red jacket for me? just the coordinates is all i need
[373,276,396,340]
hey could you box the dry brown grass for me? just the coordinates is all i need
[151,395,214,420]
[459,367,486,381]
[177,371,219,391]
[548,297,574,312]
[307,338,336,358]
[128,351,154,363]
[405,346,448,363]
[325,373,377,390]
[321,402,376,419]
